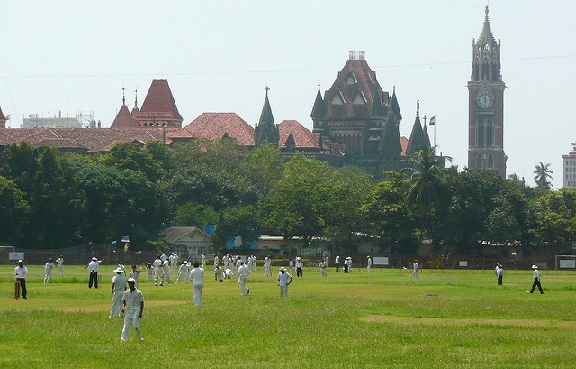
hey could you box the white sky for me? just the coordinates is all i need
[1,0,575,188]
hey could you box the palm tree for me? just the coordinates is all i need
[405,146,450,215]
[533,162,553,189]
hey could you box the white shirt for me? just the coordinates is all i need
[238,264,249,277]
[122,288,144,311]
[277,271,292,286]
[335,256,340,264]
[56,257,64,266]
[45,262,55,270]
[15,266,28,278]
[191,267,204,286]
[533,269,541,280]
[112,274,127,292]
[88,261,99,273]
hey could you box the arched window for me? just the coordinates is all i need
[487,154,494,169]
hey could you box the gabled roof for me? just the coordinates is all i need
[137,79,183,120]
[0,105,6,121]
[0,127,174,153]
[323,58,386,118]
[174,113,256,146]
[278,120,321,150]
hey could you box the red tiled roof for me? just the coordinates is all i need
[137,79,183,120]
[0,127,176,153]
[400,136,409,156]
[111,104,138,128]
[173,113,256,146]
[278,120,320,149]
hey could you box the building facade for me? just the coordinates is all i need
[467,6,507,178]
[562,143,576,188]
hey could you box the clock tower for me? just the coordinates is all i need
[467,6,506,178]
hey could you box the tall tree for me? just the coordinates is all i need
[0,176,30,245]
[534,162,553,189]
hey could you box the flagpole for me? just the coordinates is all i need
[434,124,437,147]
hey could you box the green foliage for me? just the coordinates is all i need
[533,161,553,189]
[0,176,30,244]
[530,189,576,252]
[176,202,218,226]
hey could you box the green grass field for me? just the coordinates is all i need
[1,264,575,368]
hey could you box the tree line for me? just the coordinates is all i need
[0,139,572,256]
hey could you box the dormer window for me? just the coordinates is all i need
[353,91,366,105]
[330,91,345,105]
[345,73,357,85]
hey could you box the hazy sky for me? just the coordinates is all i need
[1,0,575,188]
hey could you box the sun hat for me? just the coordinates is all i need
[532,265,538,269]
[128,278,136,283]
[114,267,123,273]
[92,257,97,261]
[280,267,286,271]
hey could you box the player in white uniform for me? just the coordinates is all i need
[44,257,55,284]
[121,278,144,341]
[110,268,127,318]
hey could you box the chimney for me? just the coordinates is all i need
[348,51,356,60]
[359,51,365,60]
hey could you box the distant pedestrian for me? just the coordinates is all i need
[367,256,372,274]
[146,262,153,282]
[277,267,293,297]
[56,255,64,277]
[527,265,544,294]
[121,278,144,342]
[190,262,204,306]
[319,259,328,277]
[238,261,250,296]
[87,257,101,289]
[129,265,140,289]
[335,255,340,272]
[14,260,28,300]
[296,256,303,278]
[495,263,504,286]
[264,257,272,277]
[412,260,419,280]
[44,257,55,284]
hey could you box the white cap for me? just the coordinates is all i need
[128,278,136,283]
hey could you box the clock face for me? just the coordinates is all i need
[477,93,493,108]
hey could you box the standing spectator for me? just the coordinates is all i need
[44,257,55,284]
[87,257,101,289]
[277,267,293,297]
[528,265,544,294]
[110,267,127,318]
[367,256,372,274]
[56,255,64,277]
[296,257,303,278]
[335,255,340,272]
[129,265,140,289]
[146,262,153,283]
[153,256,164,286]
[190,262,204,307]
[237,261,250,296]
[14,260,28,300]
[264,257,272,277]
[412,260,419,280]
[495,263,504,286]
[319,259,328,278]
[121,278,144,342]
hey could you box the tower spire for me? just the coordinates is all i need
[134,89,138,109]
[122,86,126,106]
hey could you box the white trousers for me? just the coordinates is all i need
[193,284,203,306]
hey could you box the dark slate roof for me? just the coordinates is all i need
[406,114,430,155]
[310,89,326,119]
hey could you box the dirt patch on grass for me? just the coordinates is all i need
[359,315,576,328]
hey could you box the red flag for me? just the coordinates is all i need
[5,114,9,120]
[429,115,436,126]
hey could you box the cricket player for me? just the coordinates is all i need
[110,267,127,318]
[237,261,250,295]
[190,262,204,306]
[44,257,55,284]
[121,278,144,341]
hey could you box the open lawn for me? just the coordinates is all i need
[1,264,575,368]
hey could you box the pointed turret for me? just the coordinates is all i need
[255,87,280,147]
[131,89,140,117]
[135,79,183,128]
[370,87,386,117]
[310,89,326,119]
[111,89,138,128]
[0,104,6,128]
[406,102,430,155]
[471,5,501,82]
[390,86,401,120]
